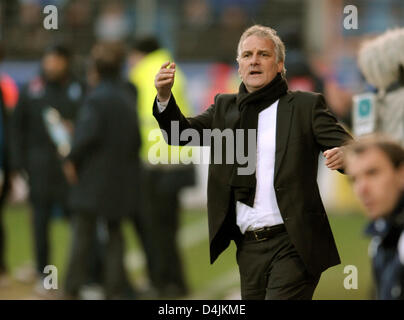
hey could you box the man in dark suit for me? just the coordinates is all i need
[153,25,353,300]
[63,42,141,299]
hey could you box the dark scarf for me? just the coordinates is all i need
[230,72,288,207]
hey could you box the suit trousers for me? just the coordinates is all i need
[31,200,68,275]
[236,227,320,300]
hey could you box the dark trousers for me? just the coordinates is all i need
[65,213,130,299]
[236,228,320,300]
[0,197,6,274]
[133,167,187,296]
[31,201,66,275]
[0,171,9,275]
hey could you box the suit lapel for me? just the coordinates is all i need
[224,101,240,129]
[274,92,294,180]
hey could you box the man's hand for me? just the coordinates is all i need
[63,160,78,185]
[323,147,345,170]
[9,171,29,203]
[154,61,176,102]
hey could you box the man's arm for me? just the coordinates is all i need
[311,94,353,170]
[153,61,215,146]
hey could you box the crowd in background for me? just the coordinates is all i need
[1,0,404,125]
[1,0,293,61]
[0,33,197,299]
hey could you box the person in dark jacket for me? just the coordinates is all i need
[345,134,404,300]
[0,43,11,287]
[9,44,84,285]
[63,42,141,299]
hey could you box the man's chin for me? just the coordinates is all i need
[368,208,389,220]
[245,81,266,92]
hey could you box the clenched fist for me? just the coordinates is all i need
[323,147,345,170]
[155,61,176,102]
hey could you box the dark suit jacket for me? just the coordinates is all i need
[0,87,10,202]
[10,77,84,204]
[68,79,141,220]
[153,90,353,276]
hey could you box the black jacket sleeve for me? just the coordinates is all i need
[153,94,216,146]
[312,94,353,151]
[68,99,102,166]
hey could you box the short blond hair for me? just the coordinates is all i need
[345,134,404,169]
[236,25,286,77]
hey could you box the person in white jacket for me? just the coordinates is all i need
[357,28,404,145]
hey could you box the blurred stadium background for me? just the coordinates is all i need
[1,0,404,299]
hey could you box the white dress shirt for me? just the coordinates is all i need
[156,97,170,111]
[156,97,284,234]
[235,100,284,233]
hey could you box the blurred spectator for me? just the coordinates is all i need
[9,44,84,294]
[324,77,354,129]
[176,0,213,60]
[63,42,141,299]
[177,1,249,62]
[128,36,194,298]
[357,28,404,145]
[0,43,11,288]
[346,135,404,299]
[63,0,95,56]
[216,5,249,63]
[8,0,52,59]
[94,0,130,42]
[184,0,212,29]
[0,73,19,111]
[286,54,323,92]
[208,0,263,18]
[280,27,324,94]
[0,41,19,111]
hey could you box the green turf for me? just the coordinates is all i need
[314,212,372,299]
[2,203,373,299]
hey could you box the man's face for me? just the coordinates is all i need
[127,50,145,70]
[346,147,404,220]
[238,35,283,93]
[42,53,68,82]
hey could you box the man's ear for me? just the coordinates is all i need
[237,64,242,80]
[277,61,284,73]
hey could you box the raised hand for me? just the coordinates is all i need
[154,61,176,102]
